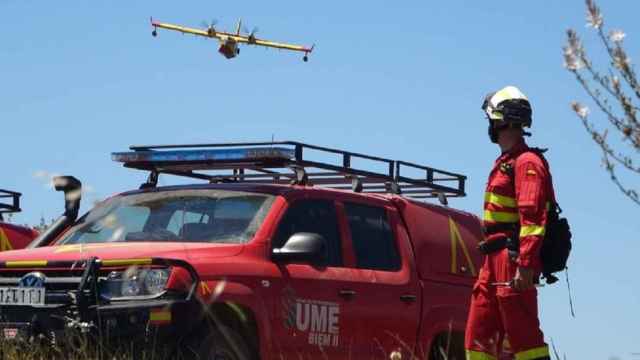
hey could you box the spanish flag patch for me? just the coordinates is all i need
[149,309,172,325]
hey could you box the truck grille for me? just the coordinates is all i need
[0,269,112,304]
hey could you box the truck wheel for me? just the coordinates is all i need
[429,332,465,360]
[196,325,252,360]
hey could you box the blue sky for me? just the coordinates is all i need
[2,1,639,358]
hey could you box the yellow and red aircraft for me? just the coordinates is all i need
[150,17,314,62]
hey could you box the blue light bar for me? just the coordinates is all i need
[111,147,295,163]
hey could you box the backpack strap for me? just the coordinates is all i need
[508,147,560,213]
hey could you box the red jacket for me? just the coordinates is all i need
[483,139,554,270]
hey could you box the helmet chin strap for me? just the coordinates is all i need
[488,125,500,143]
[488,123,530,143]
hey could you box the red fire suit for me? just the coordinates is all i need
[465,139,553,360]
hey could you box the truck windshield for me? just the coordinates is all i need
[57,190,274,245]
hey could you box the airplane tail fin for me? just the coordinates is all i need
[236,19,242,35]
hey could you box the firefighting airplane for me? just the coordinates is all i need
[150,17,315,62]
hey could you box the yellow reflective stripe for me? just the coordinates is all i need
[485,192,517,208]
[102,258,152,266]
[520,225,546,237]
[6,260,47,267]
[515,345,549,360]
[466,350,497,360]
[483,210,519,223]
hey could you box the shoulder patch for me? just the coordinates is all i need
[518,152,545,166]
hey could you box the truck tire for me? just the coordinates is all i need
[196,324,253,360]
[429,332,465,360]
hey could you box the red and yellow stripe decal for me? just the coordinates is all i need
[0,228,13,251]
[149,308,172,325]
[0,258,153,268]
[5,260,48,267]
[102,258,153,267]
[449,217,477,276]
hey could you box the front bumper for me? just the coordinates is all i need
[0,257,201,349]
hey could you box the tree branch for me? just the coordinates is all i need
[601,152,640,205]
[564,0,640,206]
[596,27,640,100]
[568,36,640,148]
[578,113,640,174]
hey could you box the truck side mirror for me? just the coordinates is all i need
[272,232,328,265]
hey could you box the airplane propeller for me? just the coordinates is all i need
[201,19,218,36]
[242,25,259,42]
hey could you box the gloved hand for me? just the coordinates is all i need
[513,266,535,291]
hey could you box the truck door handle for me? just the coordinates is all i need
[338,289,356,299]
[400,294,417,303]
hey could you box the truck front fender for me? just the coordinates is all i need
[419,304,468,357]
[198,280,272,358]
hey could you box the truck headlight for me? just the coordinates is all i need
[121,272,142,297]
[100,268,171,300]
[144,269,170,295]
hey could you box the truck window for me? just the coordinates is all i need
[167,211,210,233]
[56,190,274,245]
[273,199,342,267]
[344,202,400,271]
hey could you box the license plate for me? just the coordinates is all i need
[0,287,45,306]
[3,328,18,339]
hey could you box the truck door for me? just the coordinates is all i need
[268,198,359,359]
[340,201,422,359]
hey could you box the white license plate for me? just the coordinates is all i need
[0,287,45,306]
[3,328,18,339]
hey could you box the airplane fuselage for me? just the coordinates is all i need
[218,37,239,59]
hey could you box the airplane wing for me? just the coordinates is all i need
[224,33,312,53]
[151,17,314,56]
[151,19,216,39]
[250,38,312,53]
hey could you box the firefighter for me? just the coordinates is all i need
[465,86,553,360]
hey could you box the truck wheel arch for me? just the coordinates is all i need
[425,331,465,360]
[204,302,260,359]
[420,306,468,360]
[198,280,272,359]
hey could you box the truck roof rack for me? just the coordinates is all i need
[0,189,21,215]
[112,141,466,199]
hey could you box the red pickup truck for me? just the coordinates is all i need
[0,189,38,251]
[0,142,483,360]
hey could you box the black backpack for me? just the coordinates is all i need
[514,149,572,284]
[540,203,572,284]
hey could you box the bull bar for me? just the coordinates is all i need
[0,256,201,345]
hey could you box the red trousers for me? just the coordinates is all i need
[465,249,550,360]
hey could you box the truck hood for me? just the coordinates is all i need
[0,242,244,263]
